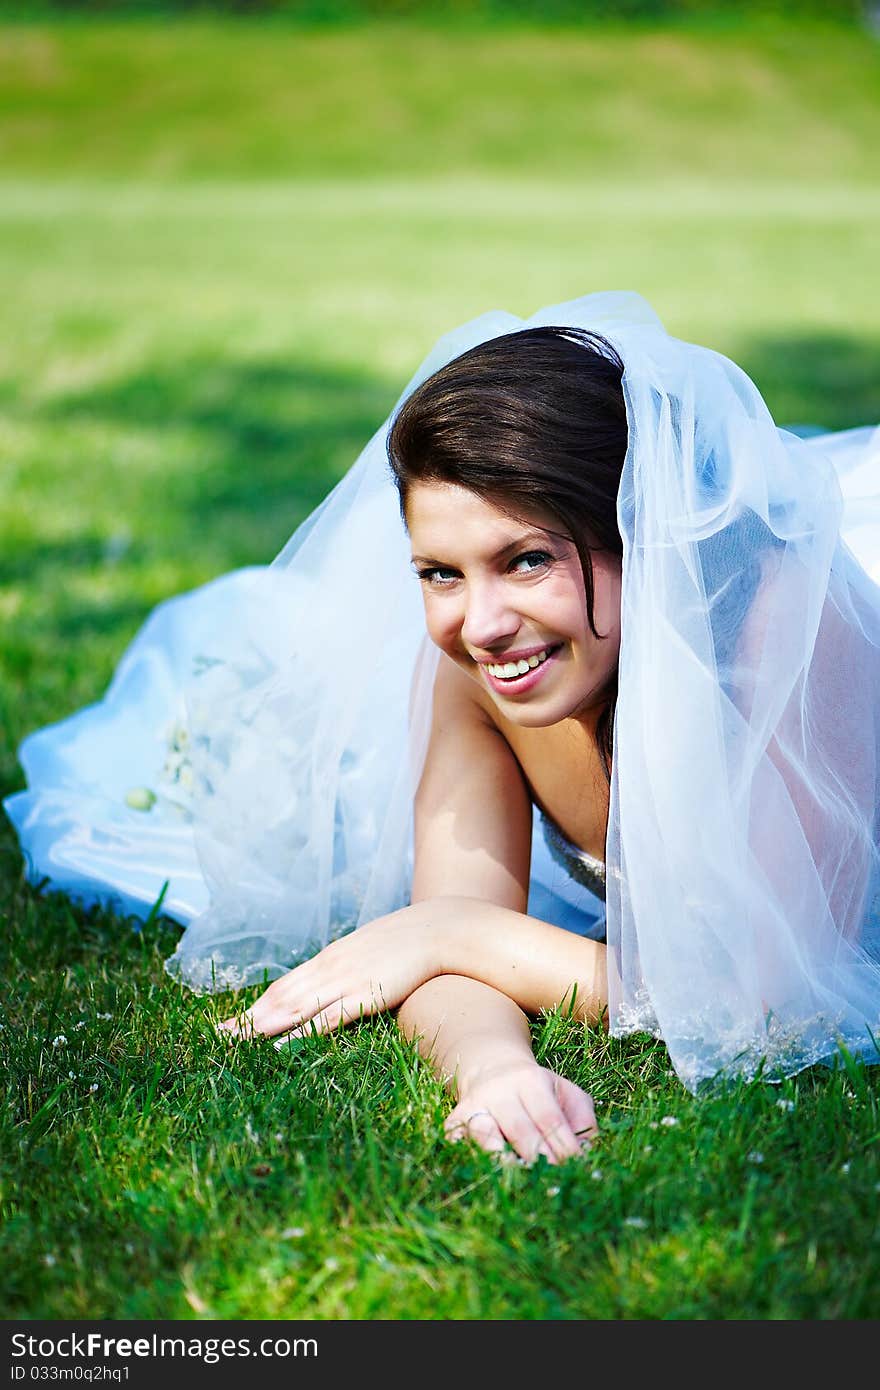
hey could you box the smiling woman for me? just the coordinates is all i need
[6,291,880,1165]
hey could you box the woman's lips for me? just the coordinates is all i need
[479,644,562,696]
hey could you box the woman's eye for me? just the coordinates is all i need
[416,566,459,587]
[510,550,552,574]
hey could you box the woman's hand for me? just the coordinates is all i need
[217,904,444,1041]
[445,1060,598,1166]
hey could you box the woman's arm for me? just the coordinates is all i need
[218,893,607,1038]
[407,654,607,1021]
[397,973,597,1164]
[432,894,608,1025]
[220,657,607,1038]
[219,648,602,1161]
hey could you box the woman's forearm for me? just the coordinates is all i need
[417,896,608,1026]
[223,894,606,1043]
[396,973,535,1096]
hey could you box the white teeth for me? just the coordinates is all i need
[486,648,553,680]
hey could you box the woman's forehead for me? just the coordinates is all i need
[404,479,566,543]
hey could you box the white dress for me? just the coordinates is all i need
[6,292,880,1091]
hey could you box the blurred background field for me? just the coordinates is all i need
[2,4,879,1319]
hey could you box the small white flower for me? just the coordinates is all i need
[624,1216,648,1230]
[178,764,195,793]
[747,1150,765,1164]
[324,1256,339,1271]
[648,1122,659,1131]
[643,1144,653,1154]
[840,1162,851,1175]
[124,1242,135,1255]
[97,1012,112,1021]
[74,1020,87,1031]
[546,1186,560,1198]
[89,1083,99,1094]
[281,1227,306,1240]
[245,1118,260,1145]
[52,1035,67,1048]
[68,1071,76,1080]
[274,1131,285,1143]
[776,1098,795,1112]
[43,1254,57,1267]
[660,1116,678,1128]
[591,1168,603,1181]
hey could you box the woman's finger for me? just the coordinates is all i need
[218,951,332,1035]
[444,1107,508,1156]
[227,974,391,1040]
[278,994,354,1040]
[218,974,297,1037]
[447,1098,559,1166]
[520,1093,582,1163]
[221,981,339,1040]
[494,1098,563,1165]
[557,1080,598,1147]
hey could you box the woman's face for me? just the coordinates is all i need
[406,481,621,729]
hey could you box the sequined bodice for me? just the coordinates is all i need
[540,812,607,901]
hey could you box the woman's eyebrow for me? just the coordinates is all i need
[410,530,554,568]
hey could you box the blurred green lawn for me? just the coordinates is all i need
[2,17,880,1319]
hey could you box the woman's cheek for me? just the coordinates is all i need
[422,597,455,654]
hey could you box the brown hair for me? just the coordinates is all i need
[386,326,628,781]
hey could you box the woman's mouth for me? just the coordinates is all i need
[480,643,563,695]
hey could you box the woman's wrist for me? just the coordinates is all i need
[396,973,536,1096]
[452,1038,538,1098]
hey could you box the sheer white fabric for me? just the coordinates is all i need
[602,320,880,1087]
[6,292,880,1091]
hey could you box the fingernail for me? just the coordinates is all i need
[499,1151,523,1167]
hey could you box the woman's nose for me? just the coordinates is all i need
[460,580,520,651]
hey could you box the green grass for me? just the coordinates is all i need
[4,898,879,1319]
[2,17,880,1319]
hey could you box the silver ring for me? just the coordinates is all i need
[465,1110,493,1124]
